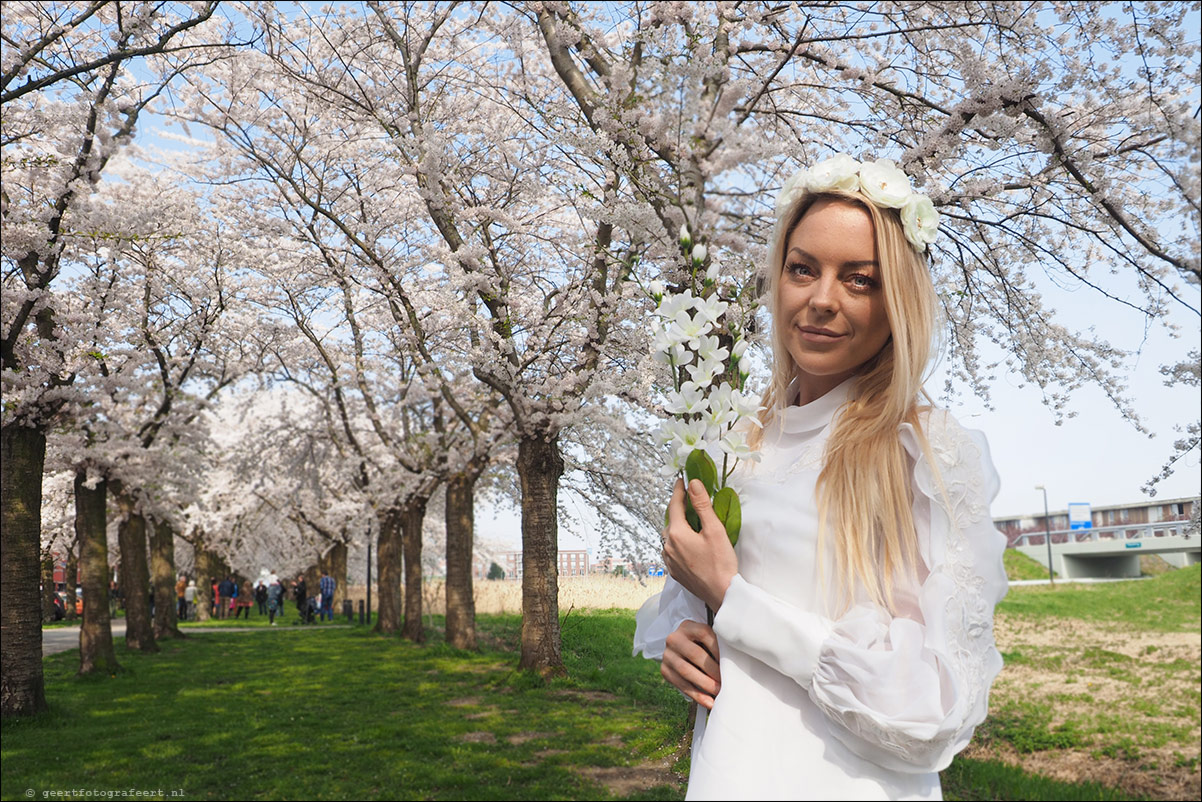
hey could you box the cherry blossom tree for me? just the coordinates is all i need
[1,0,239,715]
[5,2,1195,706]
[528,0,1199,555]
[174,8,516,646]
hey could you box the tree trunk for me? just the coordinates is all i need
[64,546,79,622]
[517,432,565,675]
[41,549,57,624]
[113,483,157,653]
[1,422,49,716]
[75,469,120,676]
[401,495,428,643]
[193,536,215,623]
[445,460,485,650]
[375,505,404,634]
[319,540,348,610]
[149,519,184,639]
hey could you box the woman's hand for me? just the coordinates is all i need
[662,619,722,710]
[662,478,738,612]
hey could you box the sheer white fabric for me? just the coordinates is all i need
[633,379,1008,801]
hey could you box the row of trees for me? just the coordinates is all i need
[3,1,1198,716]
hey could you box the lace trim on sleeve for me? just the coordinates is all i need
[806,412,1007,772]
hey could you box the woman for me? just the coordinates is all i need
[267,573,285,626]
[635,155,1008,800]
[236,578,254,619]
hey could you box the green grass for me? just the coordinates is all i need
[942,757,1147,801]
[1004,548,1055,581]
[11,573,1193,801]
[5,612,689,801]
[180,611,301,628]
[997,563,1201,632]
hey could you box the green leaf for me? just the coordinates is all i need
[684,449,717,496]
[712,487,741,546]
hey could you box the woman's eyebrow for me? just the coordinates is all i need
[788,247,877,270]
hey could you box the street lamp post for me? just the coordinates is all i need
[1035,485,1055,586]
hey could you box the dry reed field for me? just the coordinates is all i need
[345,574,666,616]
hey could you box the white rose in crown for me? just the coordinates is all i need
[805,153,862,194]
[858,159,913,208]
[776,169,809,215]
[901,194,940,252]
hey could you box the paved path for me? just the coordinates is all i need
[42,621,351,657]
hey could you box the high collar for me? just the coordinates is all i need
[777,376,856,435]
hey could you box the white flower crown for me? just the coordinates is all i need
[776,154,939,253]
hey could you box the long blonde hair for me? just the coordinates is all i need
[752,187,938,612]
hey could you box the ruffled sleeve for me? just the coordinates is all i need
[711,410,1009,773]
[632,574,709,660]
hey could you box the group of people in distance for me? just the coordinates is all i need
[172,569,339,626]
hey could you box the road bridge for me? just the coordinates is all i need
[1012,520,1198,579]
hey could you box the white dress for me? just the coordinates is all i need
[633,379,1009,801]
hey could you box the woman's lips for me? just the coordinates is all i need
[798,325,845,341]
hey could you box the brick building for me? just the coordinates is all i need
[993,496,1195,544]
[489,549,591,579]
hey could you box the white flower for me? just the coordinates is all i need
[858,159,912,209]
[805,154,861,194]
[776,169,809,214]
[728,387,764,424]
[720,428,761,462]
[648,280,665,298]
[692,243,707,264]
[901,193,940,251]
[667,309,709,349]
[656,289,696,320]
[686,355,725,386]
[652,339,689,365]
[692,294,729,326]
[664,383,708,415]
[731,338,748,359]
[660,451,686,478]
[705,260,721,282]
[668,418,715,460]
[696,334,729,364]
[701,399,736,432]
[679,223,691,247]
[710,383,761,425]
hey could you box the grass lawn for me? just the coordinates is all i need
[997,561,1200,631]
[6,612,688,801]
[5,568,1197,800]
[1003,548,1056,581]
[979,565,1200,800]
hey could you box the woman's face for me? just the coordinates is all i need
[778,197,892,404]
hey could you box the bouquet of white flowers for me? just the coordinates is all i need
[649,226,761,544]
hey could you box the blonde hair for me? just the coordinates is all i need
[752,187,938,612]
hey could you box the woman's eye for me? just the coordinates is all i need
[786,262,814,278]
[849,274,876,289]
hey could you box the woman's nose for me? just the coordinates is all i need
[808,276,839,313]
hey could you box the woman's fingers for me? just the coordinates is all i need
[663,644,720,696]
[685,478,722,533]
[666,478,686,528]
[662,621,722,708]
[661,658,716,709]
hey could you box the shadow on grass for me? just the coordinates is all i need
[8,612,687,801]
[11,604,1162,801]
